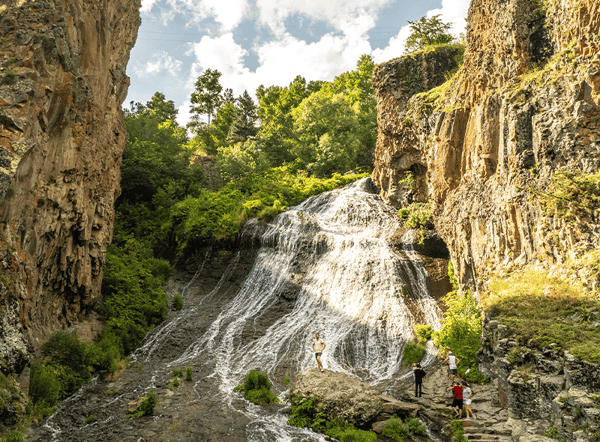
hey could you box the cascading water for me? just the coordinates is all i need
[31,177,446,442]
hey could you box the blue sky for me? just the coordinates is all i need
[127,0,471,126]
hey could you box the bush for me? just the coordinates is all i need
[186,367,193,381]
[451,419,467,442]
[381,417,409,441]
[434,290,489,383]
[29,363,60,408]
[42,331,93,384]
[172,293,184,310]
[287,396,319,428]
[3,430,25,442]
[414,324,433,342]
[233,370,279,406]
[127,391,158,418]
[403,342,426,364]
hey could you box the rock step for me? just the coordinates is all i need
[464,434,511,442]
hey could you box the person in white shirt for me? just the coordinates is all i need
[312,333,326,372]
[463,382,476,419]
[444,351,460,381]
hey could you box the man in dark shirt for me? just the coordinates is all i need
[452,382,463,418]
[414,363,426,397]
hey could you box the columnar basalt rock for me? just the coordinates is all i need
[0,0,141,376]
[372,0,600,290]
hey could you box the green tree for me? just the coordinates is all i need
[256,75,311,166]
[405,15,454,52]
[216,139,270,182]
[226,90,258,145]
[188,68,224,131]
[291,85,362,177]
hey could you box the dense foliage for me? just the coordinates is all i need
[233,370,280,406]
[170,165,369,251]
[287,396,377,442]
[381,416,427,441]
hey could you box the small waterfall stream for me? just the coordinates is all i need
[32,177,446,442]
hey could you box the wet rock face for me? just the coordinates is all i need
[372,0,600,289]
[0,0,141,375]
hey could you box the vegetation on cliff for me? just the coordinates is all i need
[486,269,600,363]
[287,395,377,442]
[233,370,279,406]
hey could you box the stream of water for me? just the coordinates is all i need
[35,177,445,442]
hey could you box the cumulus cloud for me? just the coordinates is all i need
[134,50,183,77]
[427,0,470,35]
[142,0,249,31]
[255,0,393,35]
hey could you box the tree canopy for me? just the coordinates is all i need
[405,15,454,52]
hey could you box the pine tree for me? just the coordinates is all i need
[226,90,258,145]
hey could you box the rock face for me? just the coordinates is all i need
[372,0,600,290]
[478,316,600,442]
[0,0,141,376]
[291,368,421,427]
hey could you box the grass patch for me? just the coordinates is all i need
[485,269,600,363]
[233,370,279,406]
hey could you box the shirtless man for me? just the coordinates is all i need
[312,333,326,372]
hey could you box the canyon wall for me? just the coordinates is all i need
[0,0,141,375]
[373,0,600,292]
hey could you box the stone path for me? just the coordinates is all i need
[396,361,512,442]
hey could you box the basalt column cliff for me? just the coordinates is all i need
[0,0,141,375]
[373,0,600,291]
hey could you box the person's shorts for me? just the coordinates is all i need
[315,352,322,358]
[448,368,457,375]
[464,399,471,405]
[452,398,463,408]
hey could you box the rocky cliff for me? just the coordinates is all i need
[0,0,141,376]
[373,0,600,440]
[372,0,600,291]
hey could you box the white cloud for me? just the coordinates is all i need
[371,24,412,63]
[134,50,183,77]
[142,0,249,31]
[140,0,160,13]
[255,0,393,35]
[427,0,470,36]
[176,100,194,128]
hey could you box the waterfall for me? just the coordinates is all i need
[33,177,445,442]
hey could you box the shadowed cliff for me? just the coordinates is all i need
[0,0,141,376]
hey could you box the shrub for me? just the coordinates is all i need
[3,430,25,442]
[172,369,184,378]
[85,414,95,424]
[233,370,279,406]
[283,376,290,385]
[404,417,427,436]
[451,419,467,442]
[172,293,184,310]
[287,396,319,428]
[127,391,158,418]
[381,417,409,441]
[403,342,426,364]
[186,367,193,381]
[404,203,433,229]
[414,324,433,342]
[29,363,60,408]
[434,290,489,383]
[42,331,93,384]
[545,426,565,442]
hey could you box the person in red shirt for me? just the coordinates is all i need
[452,382,463,418]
